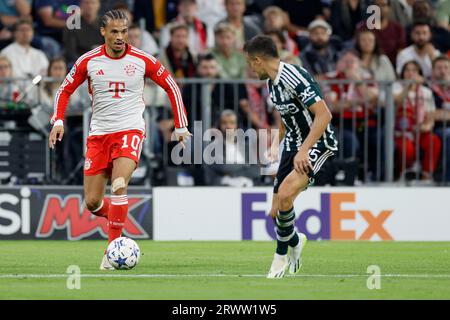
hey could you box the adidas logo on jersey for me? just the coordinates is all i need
[131,151,137,156]
[96,69,105,75]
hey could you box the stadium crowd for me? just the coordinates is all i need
[0,0,449,186]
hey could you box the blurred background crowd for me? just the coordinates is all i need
[0,0,449,187]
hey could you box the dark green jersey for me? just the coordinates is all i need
[268,62,338,152]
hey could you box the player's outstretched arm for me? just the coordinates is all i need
[49,56,88,149]
[143,54,191,147]
[293,100,332,174]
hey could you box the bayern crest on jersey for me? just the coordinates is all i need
[84,158,92,170]
[124,64,136,76]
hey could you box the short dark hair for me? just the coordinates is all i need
[411,20,431,31]
[101,9,129,28]
[243,35,279,59]
[13,18,33,32]
[432,55,450,69]
[197,53,216,65]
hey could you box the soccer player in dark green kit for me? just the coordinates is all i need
[244,35,338,278]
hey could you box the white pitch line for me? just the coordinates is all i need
[1,274,450,279]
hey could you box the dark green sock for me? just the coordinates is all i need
[275,207,296,255]
[289,232,299,247]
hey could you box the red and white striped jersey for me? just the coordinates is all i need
[51,44,188,136]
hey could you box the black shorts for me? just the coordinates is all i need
[273,147,335,193]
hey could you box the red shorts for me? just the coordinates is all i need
[84,129,145,176]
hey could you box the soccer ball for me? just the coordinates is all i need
[106,237,141,270]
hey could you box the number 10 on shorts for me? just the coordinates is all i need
[121,133,143,158]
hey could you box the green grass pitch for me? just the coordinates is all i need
[1,240,449,299]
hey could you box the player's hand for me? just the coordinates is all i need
[293,147,313,176]
[174,128,192,148]
[49,125,64,149]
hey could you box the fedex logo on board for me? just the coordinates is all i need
[242,193,393,240]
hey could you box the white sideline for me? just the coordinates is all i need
[1,274,450,279]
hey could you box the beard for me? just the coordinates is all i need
[312,41,328,50]
[414,41,427,49]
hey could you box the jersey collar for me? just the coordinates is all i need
[103,44,129,60]
[273,61,285,85]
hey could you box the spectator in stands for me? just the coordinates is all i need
[330,0,370,43]
[0,0,31,27]
[203,109,259,186]
[40,56,83,108]
[113,3,159,57]
[159,0,213,56]
[274,0,329,32]
[0,55,19,101]
[262,6,299,57]
[300,19,339,79]
[127,24,157,56]
[0,0,32,49]
[241,64,271,130]
[132,0,178,34]
[266,30,301,66]
[407,0,450,53]
[182,53,248,128]
[196,0,227,30]
[430,56,450,181]
[218,0,261,49]
[354,29,396,82]
[159,23,197,79]
[40,56,85,180]
[211,22,246,79]
[1,19,48,78]
[394,61,441,180]
[389,0,416,28]
[396,21,440,78]
[358,0,407,66]
[324,50,381,179]
[33,0,78,43]
[62,0,102,67]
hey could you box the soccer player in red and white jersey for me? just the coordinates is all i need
[49,10,191,270]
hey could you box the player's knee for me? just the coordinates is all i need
[277,190,293,211]
[85,197,102,212]
[111,177,127,194]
